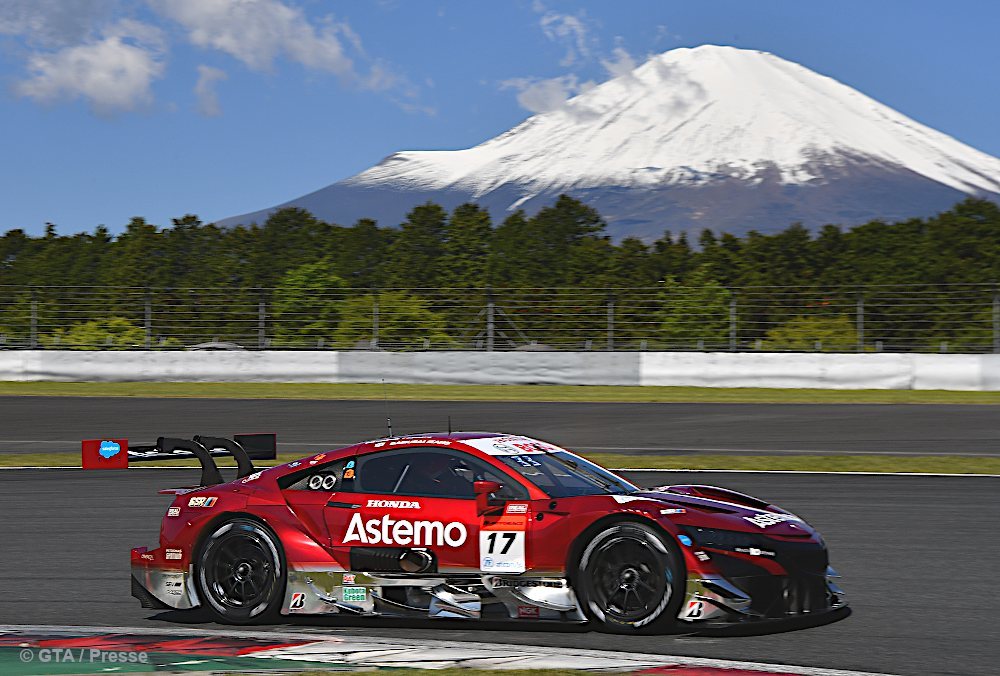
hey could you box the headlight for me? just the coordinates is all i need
[684,527,762,550]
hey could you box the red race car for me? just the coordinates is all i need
[125,432,847,633]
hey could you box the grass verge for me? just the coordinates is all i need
[3,451,997,474]
[0,381,1000,404]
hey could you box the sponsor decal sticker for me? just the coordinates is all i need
[287,461,301,468]
[342,586,367,603]
[163,574,184,597]
[187,496,217,508]
[309,454,327,465]
[695,551,710,562]
[344,468,355,480]
[367,499,421,509]
[343,513,468,547]
[342,573,356,585]
[684,600,705,619]
[165,549,182,560]
[140,553,154,561]
[735,546,775,557]
[505,503,528,514]
[167,507,181,517]
[489,577,565,589]
[99,440,121,459]
[240,471,263,484]
[677,535,693,546]
[387,438,452,447]
[660,508,686,515]
[743,512,799,529]
[517,605,540,618]
[289,593,305,610]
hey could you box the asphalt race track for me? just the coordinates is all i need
[0,467,997,676]
[1,396,999,456]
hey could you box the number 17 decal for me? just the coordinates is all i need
[479,530,525,573]
[485,532,517,554]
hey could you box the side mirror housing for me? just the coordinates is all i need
[474,480,503,515]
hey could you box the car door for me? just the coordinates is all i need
[325,446,529,574]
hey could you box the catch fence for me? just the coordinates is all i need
[0,284,998,353]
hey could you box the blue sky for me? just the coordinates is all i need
[1,0,997,236]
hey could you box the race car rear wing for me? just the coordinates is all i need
[82,433,277,487]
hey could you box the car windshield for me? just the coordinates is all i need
[495,451,637,497]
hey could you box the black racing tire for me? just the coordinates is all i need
[575,521,684,634]
[195,518,285,624]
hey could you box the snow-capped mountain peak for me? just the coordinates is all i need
[347,45,1000,198]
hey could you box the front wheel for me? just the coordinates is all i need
[576,521,683,634]
[195,518,285,624]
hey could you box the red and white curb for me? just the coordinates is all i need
[1,625,896,675]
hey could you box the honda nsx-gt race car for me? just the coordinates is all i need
[124,432,847,633]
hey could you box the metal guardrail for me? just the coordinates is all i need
[1,284,998,353]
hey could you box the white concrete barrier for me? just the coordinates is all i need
[339,351,640,385]
[1,350,999,390]
[0,350,340,383]
[640,352,915,389]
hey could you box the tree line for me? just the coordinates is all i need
[1,195,999,350]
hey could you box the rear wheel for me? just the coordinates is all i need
[196,518,284,624]
[576,521,683,634]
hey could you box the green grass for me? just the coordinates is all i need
[2,381,1000,404]
[4,450,997,474]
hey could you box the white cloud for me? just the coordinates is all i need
[149,0,354,77]
[533,2,592,67]
[602,46,636,78]
[500,74,594,114]
[14,19,166,114]
[194,64,226,116]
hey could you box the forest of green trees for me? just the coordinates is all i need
[2,195,1000,351]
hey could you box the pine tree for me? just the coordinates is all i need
[386,203,448,288]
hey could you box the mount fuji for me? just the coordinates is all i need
[220,45,1000,240]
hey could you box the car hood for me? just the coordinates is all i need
[614,486,817,538]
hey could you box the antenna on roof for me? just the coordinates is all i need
[382,378,393,438]
[448,415,452,435]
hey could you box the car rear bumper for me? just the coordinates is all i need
[130,546,200,610]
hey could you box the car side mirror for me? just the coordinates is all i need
[474,480,503,515]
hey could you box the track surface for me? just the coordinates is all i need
[1,396,998,455]
[1,468,996,676]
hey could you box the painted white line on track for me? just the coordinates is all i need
[0,465,998,477]
[0,624,898,676]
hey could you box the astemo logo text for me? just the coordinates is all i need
[343,513,467,547]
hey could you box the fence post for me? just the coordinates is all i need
[258,294,266,349]
[144,293,152,349]
[606,290,615,351]
[993,290,999,354]
[728,293,737,352]
[856,292,865,352]
[371,288,379,350]
[30,288,38,349]
[486,287,495,352]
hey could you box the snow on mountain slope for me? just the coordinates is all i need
[221,45,1000,238]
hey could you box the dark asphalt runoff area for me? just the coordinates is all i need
[0,467,997,676]
[1,396,998,456]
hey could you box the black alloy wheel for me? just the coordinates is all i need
[196,518,284,624]
[577,521,683,633]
